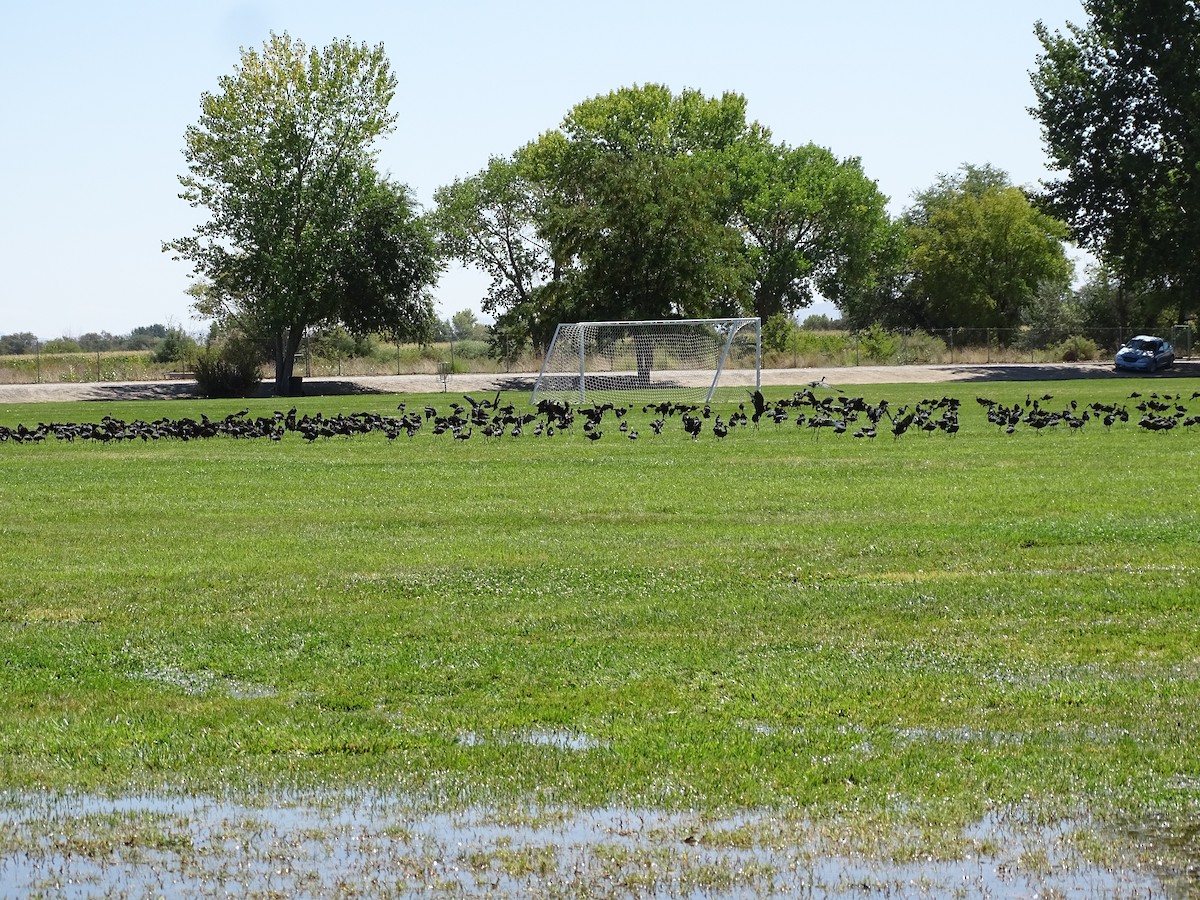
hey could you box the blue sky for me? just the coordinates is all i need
[0,0,1088,340]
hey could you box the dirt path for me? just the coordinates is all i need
[2,361,1195,404]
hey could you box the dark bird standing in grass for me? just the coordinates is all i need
[749,389,767,426]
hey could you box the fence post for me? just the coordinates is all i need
[36,341,41,384]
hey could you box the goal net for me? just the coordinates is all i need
[530,318,761,406]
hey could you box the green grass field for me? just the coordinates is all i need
[0,378,1197,891]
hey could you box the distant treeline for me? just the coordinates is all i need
[0,325,196,362]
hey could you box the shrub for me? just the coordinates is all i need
[193,340,263,398]
[896,330,947,364]
[42,338,82,353]
[0,332,38,355]
[308,326,378,363]
[762,313,799,353]
[447,339,490,360]
[851,327,947,364]
[857,324,900,362]
[794,330,851,355]
[1058,334,1100,362]
[800,313,841,331]
[152,327,198,365]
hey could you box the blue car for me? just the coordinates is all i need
[1115,335,1175,372]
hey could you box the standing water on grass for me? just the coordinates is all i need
[0,791,1183,897]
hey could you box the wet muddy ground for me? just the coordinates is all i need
[0,791,1189,897]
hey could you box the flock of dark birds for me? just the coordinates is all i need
[2,382,1200,446]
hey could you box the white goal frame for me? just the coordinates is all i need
[530,317,761,406]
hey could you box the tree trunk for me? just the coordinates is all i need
[273,328,304,396]
[634,333,654,384]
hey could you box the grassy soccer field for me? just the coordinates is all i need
[0,378,1197,888]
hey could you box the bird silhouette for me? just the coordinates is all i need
[749,390,767,425]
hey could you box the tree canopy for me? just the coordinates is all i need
[731,139,900,321]
[841,165,1073,331]
[907,165,1072,329]
[1031,0,1200,319]
[528,85,754,327]
[427,155,552,335]
[165,32,438,394]
[431,84,901,344]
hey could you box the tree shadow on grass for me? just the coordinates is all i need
[935,360,1200,382]
[76,382,204,402]
[274,376,538,397]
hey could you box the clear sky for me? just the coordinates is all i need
[0,0,1088,340]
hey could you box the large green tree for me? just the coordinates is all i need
[427,155,557,348]
[731,139,900,321]
[903,165,1072,329]
[529,85,753,325]
[1031,1,1200,319]
[166,33,438,394]
[430,83,903,344]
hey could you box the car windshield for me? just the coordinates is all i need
[1126,339,1160,351]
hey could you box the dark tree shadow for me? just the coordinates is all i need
[935,361,1200,382]
[81,382,205,402]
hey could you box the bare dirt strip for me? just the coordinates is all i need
[3,361,1197,405]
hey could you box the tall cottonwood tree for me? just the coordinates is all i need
[1032,1,1200,318]
[529,85,754,324]
[427,155,556,347]
[430,84,904,342]
[731,139,900,321]
[166,33,438,394]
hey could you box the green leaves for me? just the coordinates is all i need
[546,148,751,321]
[899,166,1072,330]
[166,33,432,393]
[1031,2,1200,317]
[733,140,896,319]
[432,84,902,333]
[535,86,755,322]
[428,155,551,322]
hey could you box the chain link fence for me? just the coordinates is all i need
[767,326,1195,370]
[1,326,1194,385]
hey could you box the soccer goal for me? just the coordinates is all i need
[530,318,761,406]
